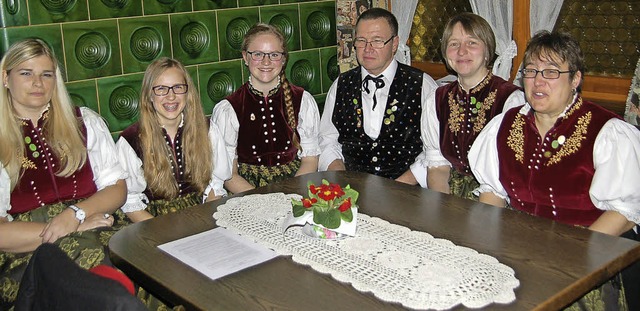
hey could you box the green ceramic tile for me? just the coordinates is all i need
[89,0,143,19]
[97,74,144,132]
[300,2,337,49]
[66,80,99,113]
[239,0,278,7]
[217,8,259,61]
[0,0,28,27]
[314,93,326,116]
[320,47,339,93]
[170,12,219,66]
[280,0,315,3]
[198,60,244,113]
[143,0,191,15]
[193,0,237,11]
[260,5,301,52]
[63,20,122,81]
[1,25,65,78]
[119,16,172,74]
[286,50,321,95]
[29,0,88,25]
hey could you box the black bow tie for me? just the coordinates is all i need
[362,75,385,110]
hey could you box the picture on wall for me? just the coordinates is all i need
[624,57,640,126]
[336,0,389,72]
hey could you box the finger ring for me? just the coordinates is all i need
[104,214,111,219]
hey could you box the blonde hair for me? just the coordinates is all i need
[242,23,300,151]
[138,57,212,198]
[0,38,86,191]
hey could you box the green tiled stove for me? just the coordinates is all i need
[0,0,338,137]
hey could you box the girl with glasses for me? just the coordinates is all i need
[116,57,231,223]
[212,23,321,191]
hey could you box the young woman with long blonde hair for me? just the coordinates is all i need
[0,38,127,308]
[116,57,230,223]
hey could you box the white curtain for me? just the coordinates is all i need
[469,0,516,80]
[391,0,418,65]
[514,0,565,85]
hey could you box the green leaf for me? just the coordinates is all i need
[321,179,330,185]
[313,208,341,229]
[340,207,353,222]
[291,200,307,217]
[343,186,359,205]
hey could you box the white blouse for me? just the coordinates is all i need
[0,107,127,217]
[212,89,321,164]
[115,120,231,213]
[421,84,524,169]
[469,104,640,224]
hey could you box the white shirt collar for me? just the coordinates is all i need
[361,60,398,85]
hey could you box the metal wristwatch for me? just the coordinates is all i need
[68,204,86,224]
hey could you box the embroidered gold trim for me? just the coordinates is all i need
[469,73,492,94]
[562,97,583,120]
[507,114,525,163]
[473,89,496,133]
[447,74,494,135]
[447,92,463,134]
[21,156,36,170]
[547,111,591,166]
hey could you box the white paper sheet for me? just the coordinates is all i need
[158,227,278,281]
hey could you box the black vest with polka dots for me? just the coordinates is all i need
[332,64,423,179]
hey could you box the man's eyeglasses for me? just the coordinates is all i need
[353,36,395,49]
[520,68,574,79]
[246,51,285,62]
[152,84,188,96]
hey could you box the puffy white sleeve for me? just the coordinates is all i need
[318,79,344,170]
[204,121,232,199]
[211,99,240,167]
[502,90,525,112]
[590,119,640,224]
[468,112,509,199]
[410,73,441,187]
[0,165,10,218]
[421,87,452,169]
[81,107,127,190]
[297,91,321,158]
[115,136,149,213]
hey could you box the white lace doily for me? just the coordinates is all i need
[213,193,519,310]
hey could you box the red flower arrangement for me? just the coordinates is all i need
[291,179,359,229]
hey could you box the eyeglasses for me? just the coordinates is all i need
[520,68,574,79]
[246,51,285,62]
[152,84,188,96]
[353,36,395,49]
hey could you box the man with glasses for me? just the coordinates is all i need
[319,8,437,184]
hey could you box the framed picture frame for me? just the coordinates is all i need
[624,57,640,126]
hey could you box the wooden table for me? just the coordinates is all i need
[109,171,640,310]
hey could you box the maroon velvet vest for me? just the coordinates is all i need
[226,82,304,166]
[10,108,97,214]
[496,97,620,226]
[435,74,521,176]
[119,122,200,200]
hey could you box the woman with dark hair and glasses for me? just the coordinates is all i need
[469,31,640,309]
[422,13,523,199]
[116,57,231,223]
[212,23,320,191]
